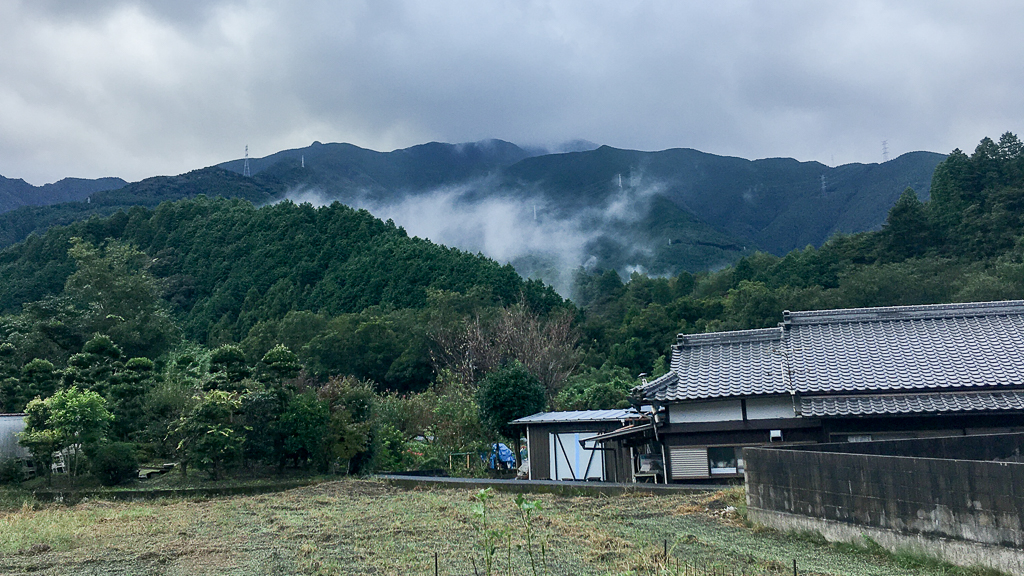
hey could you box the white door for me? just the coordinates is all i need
[549,432,604,481]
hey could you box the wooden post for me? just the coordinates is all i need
[434,551,438,576]
[515,435,522,469]
[793,559,797,576]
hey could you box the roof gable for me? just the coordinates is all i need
[648,328,785,401]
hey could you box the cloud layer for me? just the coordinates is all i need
[2,1,1022,185]
[286,175,666,296]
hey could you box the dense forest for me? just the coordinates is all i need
[1,134,1021,485]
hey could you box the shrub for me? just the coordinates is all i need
[91,442,139,486]
[0,458,23,485]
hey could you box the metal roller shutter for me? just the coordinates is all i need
[670,447,709,479]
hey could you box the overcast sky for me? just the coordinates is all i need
[2,0,1022,185]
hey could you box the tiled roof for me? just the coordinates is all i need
[787,301,1024,394]
[801,391,1024,417]
[640,328,785,401]
[637,300,1024,404]
[510,409,645,425]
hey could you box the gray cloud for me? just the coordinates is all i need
[1,0,1022,185]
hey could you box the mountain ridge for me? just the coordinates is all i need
[0,175,127,214]
[0,139,945,291]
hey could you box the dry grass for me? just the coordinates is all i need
[0,480,991,576]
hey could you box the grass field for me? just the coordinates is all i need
[0,479,1002,576]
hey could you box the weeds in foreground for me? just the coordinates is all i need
[514,492,546,576]
[471,488,506,576]
[2,481,1006,576]
[471,488,550,576]
[0,488,38,512]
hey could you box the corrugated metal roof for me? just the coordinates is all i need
[511,409,645,424]
[801,391,1024,416]
[637,300,1024,403]
[587,422,655,443]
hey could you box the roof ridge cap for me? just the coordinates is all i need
[678,327,781,346]
[784,300,1024,325]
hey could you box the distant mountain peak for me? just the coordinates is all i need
[0,175,126,215]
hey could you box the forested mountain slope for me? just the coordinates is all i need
[496,146,944,255]
[0,175,126,214]
[218,139,534,198]
[571,134,1024,376]
[0,168,281,249]
[226,141,945,275]
[0,140,944,287]
[0,197,560,342]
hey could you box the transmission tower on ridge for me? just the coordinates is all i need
[243,145,251,177]
[882,140,889,163]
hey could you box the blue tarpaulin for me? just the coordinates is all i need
[488,443,516,469]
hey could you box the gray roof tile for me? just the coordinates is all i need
[639,328,785,401]
[787,305,1024,394]
[637,300,1024,403]
[801,391,1024,416]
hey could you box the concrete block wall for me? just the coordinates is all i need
[745,434,1024,548]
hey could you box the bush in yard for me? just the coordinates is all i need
[0,458,23,485]
[171,390,244,480]
[374,423,408,472]
[90,442,139,486]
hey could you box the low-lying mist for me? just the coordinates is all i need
[284,176,668,296]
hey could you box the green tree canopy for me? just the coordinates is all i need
[476,361,546,441]
[171,390,243,480]
[207,344,251,391]
[21,386,113,477]
[64,238,177,358]
[261,344,301,383]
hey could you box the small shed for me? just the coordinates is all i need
[0,413,29,461]
[511,409,647,482]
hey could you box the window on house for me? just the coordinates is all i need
[708,447,740,475]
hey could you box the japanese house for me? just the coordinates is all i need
[515,300,1024,483]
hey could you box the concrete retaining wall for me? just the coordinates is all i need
[745,433,1024,575]
[748,507,1024,575]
